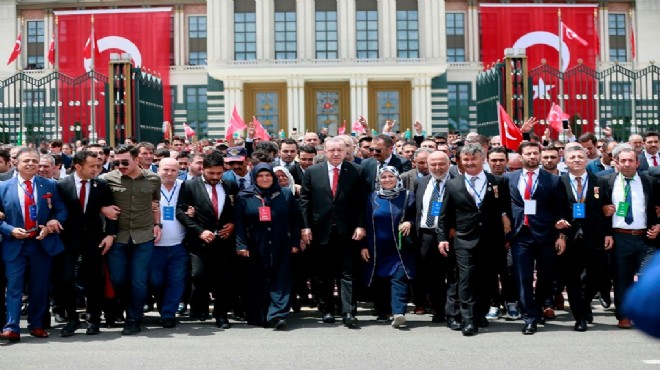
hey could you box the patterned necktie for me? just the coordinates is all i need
[524,171,534,226]
[425,179,441,227]
[575,176,583,203]
[211,185,219,220]
[80,180,88,211]
[24,180,36,233]
[470,176,479,205]
[238,178,246,190]
[624,178,633,225]
[332,167,339,197]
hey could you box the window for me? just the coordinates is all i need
[315,11,338,59]
[448,83,470,131]
[274,0,297,60]
[188,16,207,65]
[608,14,627,62]
[356,11,378,59]
[396,1,419,58]
[446,13,465,63]
[235,12,257,61]
[26,20,44,69]
[185,86,207,137]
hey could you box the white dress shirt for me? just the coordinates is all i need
[568,172,588,202]
[17,175,37,222]
[644,151,659,167]
[157,179,187,246]
[611,173,647,229]
[420,174,448,229]
[517,168,540,199]
[202,177,227,220]
[326,162,342,189]
[465,171,487,206]
[74,173,91,212]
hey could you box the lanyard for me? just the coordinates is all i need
[160,183,177,206]
[569,176,588,203]
[522,173,539,196]
[465,176,487,206]
[20,181,35,204]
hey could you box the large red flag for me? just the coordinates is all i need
[225,105,247,141]
[252,116,270,141]
[546,103,570,133]
[498,103,523,151]
[47,37,55,65]
[6,32,21,65]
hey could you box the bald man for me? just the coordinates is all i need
[304,133,321,147]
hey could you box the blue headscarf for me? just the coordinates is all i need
[249,163,282,200]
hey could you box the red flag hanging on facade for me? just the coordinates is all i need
[6,32,21,65]
[54,8,171,143]
[47,36,55,65]
[497,102,523,151]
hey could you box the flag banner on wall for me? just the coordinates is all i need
[54,8,171,142]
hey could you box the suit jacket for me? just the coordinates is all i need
[649,166,660,179]
[362,154,412,191]
[414,173,454,255]
[559,172,610,243]
[0,176,67,261]
[437,172,511,249]
[299,160,366,245]
[0,169,15,182]
[638,153,650,172]
[57,174,117,250]
[401,168,421,191]
[176,177,235,249]
[586,158,606,176]
[598,172,659,235]
[504,169,564,245]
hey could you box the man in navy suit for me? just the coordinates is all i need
[637,131,659,172]
[0,148,67,341]
[504,142,567,335]
[361,134,412,191]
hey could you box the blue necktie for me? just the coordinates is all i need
[425,180,441,227]
[239,178,246,190]
[624,178,633,225]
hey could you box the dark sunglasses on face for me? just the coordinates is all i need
[369,148,383,153]
[113,160,131,167]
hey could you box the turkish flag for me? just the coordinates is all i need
[55,8,171,143]
[225,105,247,143]
[183,122,195,138]
[6,32,21,65]
[630,24,636,60]
[562,22,588,46]
[498,103,523,151]
[546,103,570,133]
[252,116,270,141]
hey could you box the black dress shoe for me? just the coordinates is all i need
[60,320,81,337]
[574,320,588,332]
[216,317,231,329]
[447,318,462,331]
[537,317,546,326]
[86,322,100,335]
[522,323,537,335]
[431,315,446,324]
[322,313,336,324]
[477,317,489,328]
[342,313,358,328]
[162,318,177,329]
[462,323,478,336]
[273,318,287,330]
[121,321,141,336]
[599,293,611,309]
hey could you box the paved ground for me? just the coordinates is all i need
[2,302,658,370]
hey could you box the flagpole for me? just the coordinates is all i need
[594,9,601,137]
[630,9,637,134]
[558,9,566,142]
[90,14,96,143]
[54,15,59,140]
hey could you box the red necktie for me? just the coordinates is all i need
[524,171,533,226]
[211,184,219,220]
[332,167,339,197]
[79,180,88,212]
[653,156,658,167]
[24,180,36,233]
[576,177,583,203]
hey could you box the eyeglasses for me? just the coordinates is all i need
[369,148,383,153]
[113,160,131,167]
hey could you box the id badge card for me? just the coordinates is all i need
[573,203,586,219]
[430,201,442,217]
[616,202,630,217]
[29,205,37,221]
[163,206,175,221]
[523,200,537,215]
[258,206,272,222]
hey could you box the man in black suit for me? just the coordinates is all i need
[361,134,412,191]
[504,142,566,335]
[402,148,432,191]
[54,150,117,336]
[599,144,659,329]
[438,143,511,336]
[557,145,612,332]
[176,150,235,329]
[300,137,367,328]
[274,138,304,185]
[637,131,659,172]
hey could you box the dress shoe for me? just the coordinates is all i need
[476,317,489,328]
[29,328,49,338]
[322,313,336,324]
[121,321,141,336]
[543,307,556,319]
[617,318,632,329]
[599,293,612,309]
[376,314,390,323]
[537,317,546,326]
[60,320,81,337]
[574,320,588,332]
[176,303,188,315]
[342,313,358,328]
[162,318,177,329]
[462,323,477,336]
[232,311,246,322]
[587,314,594,324]
[216,317,231,329]
[431,315,446,324]
[86,323,100,335]
[413,306,426,315]
[447,318,462,331]
[273,318,287,331]
[0,330,20,342]
[522,323,537,335]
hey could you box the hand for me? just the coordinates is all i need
[602,205,615,217]
[101,205,121,220]
[520,117,538,133]
[185,206,196,217]
[153,225,162,244]
[647,225,659,240]
[301,228,312,245]
[247,122,255,138]
[352,227,366,241]
[413,120,423,135]
[0,211,5,220]
[11,228,29,240]
[218,223,234,239]
[505,241,511,250]
[46,219,63,234]
[299,239,307,252]
[237,249,250,257]
[604,236,614,250]
[603,126,613,137]
[502,214,511,234]
[398,222,411,237]
[360,248,370,262]
[438,241,450,257]
[291,247,300,254]
[555,238,566,255]
[294,184,301,196]
[555,219,571,229]
[383,120,394,133]
[99,235,115,255]
[199,230,216,244]
[543,127,550,138]
[35,225,50,241]
[566,124,574,137]
[359,115,368,130]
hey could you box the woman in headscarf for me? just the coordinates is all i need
[235,163,302,330]
[361,166,416,329]
[273,165,301,197]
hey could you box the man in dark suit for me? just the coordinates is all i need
[599,144,659,329]
[54,150,117,337]
[402,148,432,191]
[438,143,511,336]
[274,138,304,185]
[361,134,412,191]
[176,150,235,329]
[637,131,659,172]
[558,146,612,332]
[504,142,566,335]
[0,148,67,342]
[300,137,367,328]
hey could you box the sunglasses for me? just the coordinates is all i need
[113,160,131,167]
[369,148,383,153]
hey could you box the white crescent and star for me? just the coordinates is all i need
[83,36,143,72]
[513,31,570,101]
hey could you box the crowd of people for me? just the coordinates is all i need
[0,117,658,342]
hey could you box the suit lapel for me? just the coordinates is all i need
[8,177,22,222]
[561,175,577,203]
[458,176,477,209]
[640,174,653,210]
[196,178,214,211]
[509,171,524,204]
[322,165,333,198]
